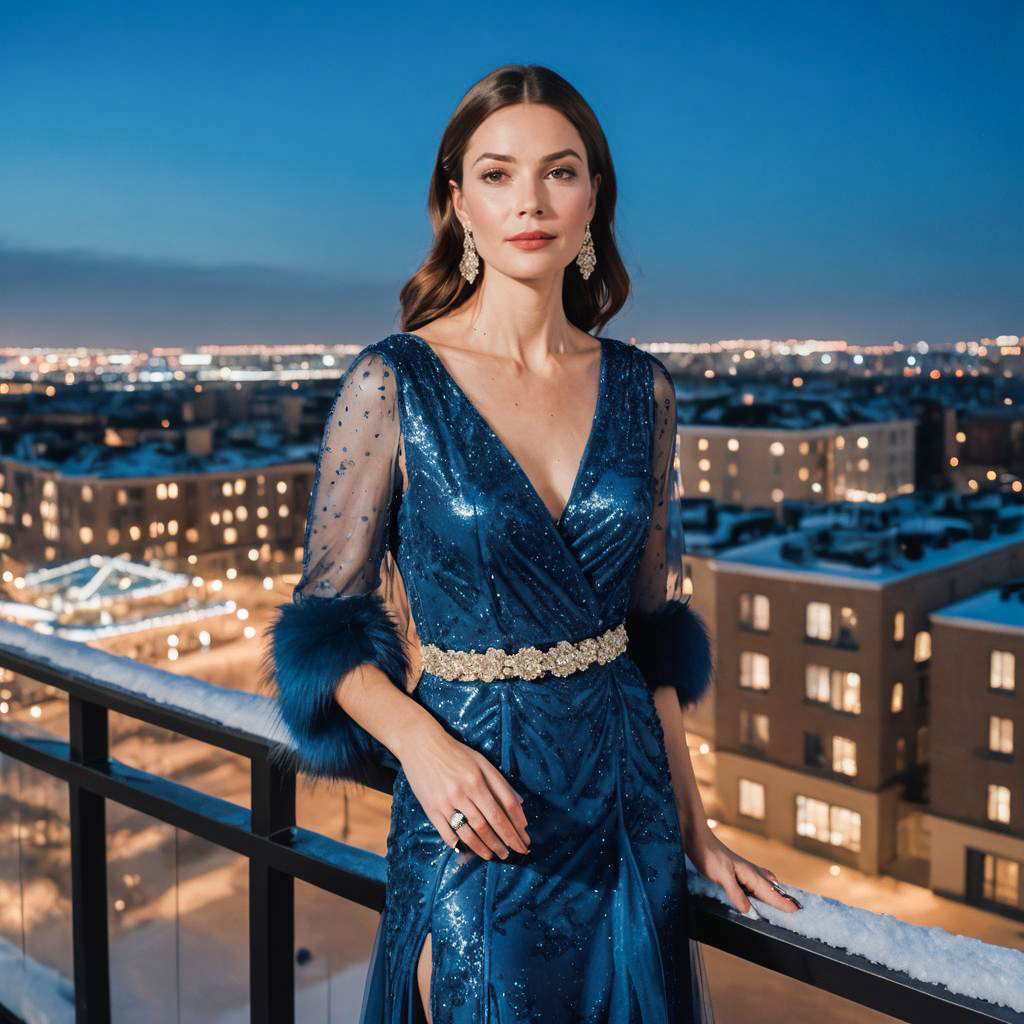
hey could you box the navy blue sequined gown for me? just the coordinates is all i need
[264,332,716,1023]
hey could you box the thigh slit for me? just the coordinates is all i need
[415,928,433,1023]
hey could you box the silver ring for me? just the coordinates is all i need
[448,809,468,831]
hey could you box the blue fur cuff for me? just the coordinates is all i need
[260,590,409,785]
[625,599,713,707]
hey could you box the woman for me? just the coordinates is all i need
[263,63,801,1024]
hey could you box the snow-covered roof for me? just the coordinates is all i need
[931,580,1024,635]
[709,492,1024,588]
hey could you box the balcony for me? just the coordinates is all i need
[0,619,1021,1023]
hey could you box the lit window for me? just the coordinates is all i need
[739,592,770,631]
[795,795,861,852]
[990,650,1016,691]
[740,651,770,690]
[739,779,765,819]
[739,709,769,746]
[987,784,1011,824]
[893,610,905,643]
[989,716,1014,754]
[983,854,1021,907]
[805,665,861,714]
[891,681,904,713]
[832,736,857,776]
[806,601,831,640]
[913,631,931,663]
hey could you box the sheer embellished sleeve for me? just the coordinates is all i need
[260,346,411,786]
[625,354,713,707]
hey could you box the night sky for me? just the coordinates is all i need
[2,0,1021,347]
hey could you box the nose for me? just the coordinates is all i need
[517,180,544,218]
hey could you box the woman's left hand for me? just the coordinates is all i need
[687,827,802,915]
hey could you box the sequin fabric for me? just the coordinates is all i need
[301,333,714,1023]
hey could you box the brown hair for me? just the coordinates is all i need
[399,64,630,337]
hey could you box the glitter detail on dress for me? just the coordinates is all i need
[421,621,628,682]
[267,332,716,1023]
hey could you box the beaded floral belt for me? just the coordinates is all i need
[420,622,628,683]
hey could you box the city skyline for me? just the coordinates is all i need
[2,1,1022,346]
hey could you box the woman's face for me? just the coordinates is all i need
[450,103,600,284]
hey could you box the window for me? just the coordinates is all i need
[739,709,769,747]
[806,664,829,703]
[990,650,1016,691]
[804,732,826,770]
[895,736,906,771]
[832,736,857,776]
[837,606,858,646]
[914,630,931,663]
[739,592,770,631]
[833,667,860,712]
[740,651,770,690]
[891,681,904,713]
[989,716,1014,755]
[806,601,832,641]
[795,794,861,852]
[805,664,861,714]
[739,778,765,819]
[917,724,929,764]
[983,854,1021,907]
[987,784,1011,824]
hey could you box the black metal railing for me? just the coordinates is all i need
[0,620,1019,1024]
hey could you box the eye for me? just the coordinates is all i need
[480,166,579,184]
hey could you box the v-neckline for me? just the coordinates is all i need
[403,331,608,532]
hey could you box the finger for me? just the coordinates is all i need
[720,870,751,914]
[444,807,495,861]
[475,758,531,845]
[738,864,801,912]
[472,765,530,853]
[460,792,516,859]
[430,810,467,852]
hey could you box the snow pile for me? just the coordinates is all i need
[0,620,289,746]
[687,864,1024,1014]
[0,935,73,1024]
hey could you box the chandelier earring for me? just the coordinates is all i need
[459,221,480,284]
[576,221,597,280]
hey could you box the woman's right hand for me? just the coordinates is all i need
[399,721,531,860]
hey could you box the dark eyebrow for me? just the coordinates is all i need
[472,148,582,166]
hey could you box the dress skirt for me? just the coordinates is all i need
[358,655,715,1023]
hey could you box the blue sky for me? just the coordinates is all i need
[1,0,1021,347]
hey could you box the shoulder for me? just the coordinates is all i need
[615,342,675,419]
[326,339,408,415]
[336,336,411,387]
[603,338,674,396]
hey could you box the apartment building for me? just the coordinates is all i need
[928,581,1024,918]
[677,418,916,507]
[708,493,1024,875]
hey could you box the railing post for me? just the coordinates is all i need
[249,753,296,1024]
[68,695,111,1024]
